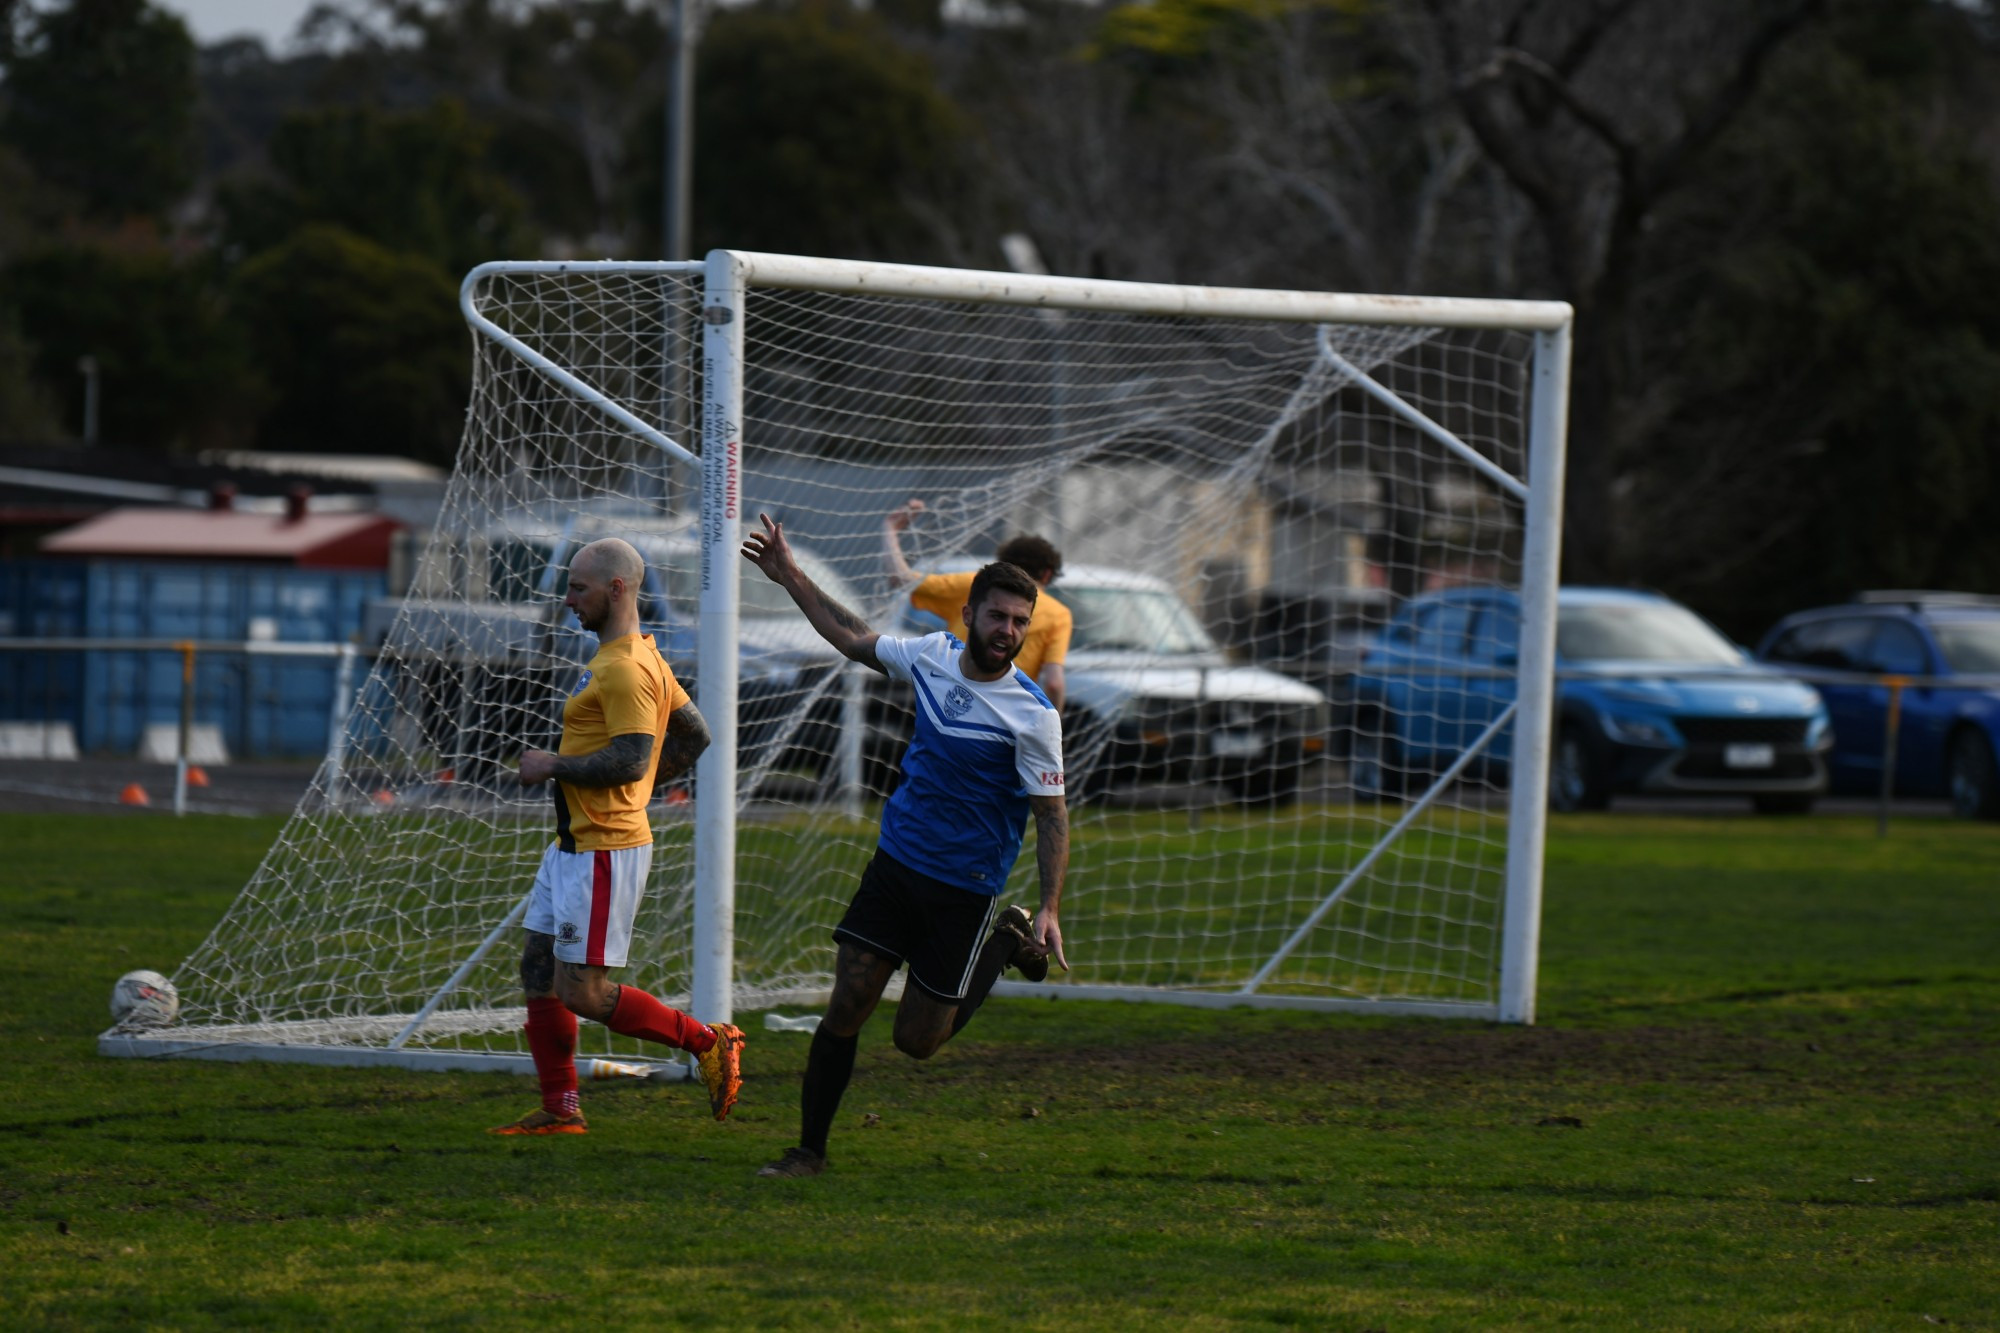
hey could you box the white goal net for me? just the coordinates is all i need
[103,254,1568,1073]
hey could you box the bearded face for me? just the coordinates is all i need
[963,590,1035,674]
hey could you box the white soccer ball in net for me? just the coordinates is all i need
[109,969,179,1028]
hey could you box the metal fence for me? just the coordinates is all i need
[0,637,367,814]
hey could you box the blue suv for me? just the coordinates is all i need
[1348,587,1832,812]
[1755,593,2000,819]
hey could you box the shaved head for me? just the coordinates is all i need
[572,538,645,586]
[564,538,647,637]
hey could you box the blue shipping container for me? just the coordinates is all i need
[0,560,384,758]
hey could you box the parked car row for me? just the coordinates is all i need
[1329,585,2000,820]
[364,507,1999,819]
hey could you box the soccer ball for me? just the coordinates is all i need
[109,969,179,1028]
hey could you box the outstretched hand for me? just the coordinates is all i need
[884,497,926,532]
[740,513,793,583]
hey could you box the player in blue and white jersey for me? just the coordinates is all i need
[742,512,1070,1179]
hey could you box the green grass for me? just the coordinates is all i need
[3,811,1996,1329]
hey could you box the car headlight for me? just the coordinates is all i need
[1601,713,1672,745]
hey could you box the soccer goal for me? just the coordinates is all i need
[100,252,1569,1075]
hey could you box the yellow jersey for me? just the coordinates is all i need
[554,633,690,852]
[909,570,1071,685]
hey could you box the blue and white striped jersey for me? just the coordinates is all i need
[872,632,1065,894]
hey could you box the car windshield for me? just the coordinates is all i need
[1932,619,2000,672]
[1064,584,1216,655]
[1557,602,1742,665]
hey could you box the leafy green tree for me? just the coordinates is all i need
[1637,6,2000,635]
[228,224,467,463]
[220,99,531,279]
[683,2,971,260]
[302,0,669,253]
[0,0,198,221]
[6,243,257,447]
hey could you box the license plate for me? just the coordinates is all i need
[1724,742,1775,769]
[1210,731,1264,759]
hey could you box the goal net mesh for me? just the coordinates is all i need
[140,262,1542,1059]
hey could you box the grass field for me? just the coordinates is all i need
[3,810,1996,1329]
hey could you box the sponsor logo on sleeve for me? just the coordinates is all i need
[1039,770,1064,787]
[570,671,593,697]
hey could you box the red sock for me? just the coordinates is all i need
[525,996,580,1117]
[605,985,716,1054]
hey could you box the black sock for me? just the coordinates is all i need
[950,928,1016,1037]
[800,1024,858,1159]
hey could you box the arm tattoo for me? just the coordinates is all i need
[655,703,711,784]
[1030,795,1069,913]
[549,732,653,788]
[800,574,873,639]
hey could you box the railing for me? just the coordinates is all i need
[0,637,372,815]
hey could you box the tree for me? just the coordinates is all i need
[228,224,467,462]
[1632,4,2000,635]
[1419,0,1830,583]
[220,98,531,279]
[300,0,670,254]
[0,0,199,221]
[685,2,971,261]
[7,242,258,447]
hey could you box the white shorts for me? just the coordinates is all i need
[524,842,654,968]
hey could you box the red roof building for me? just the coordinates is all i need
[42,501,402,570]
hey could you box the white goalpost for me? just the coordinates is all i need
[101,252,1569,1074]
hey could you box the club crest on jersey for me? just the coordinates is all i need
[943,683,976,719]
[570,670,593,697]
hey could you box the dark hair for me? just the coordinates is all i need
[968,561,1040,617]
[995,534,1061,583]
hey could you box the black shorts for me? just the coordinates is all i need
[833,848,1004,1003]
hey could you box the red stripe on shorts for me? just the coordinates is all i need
[587,850,613,966]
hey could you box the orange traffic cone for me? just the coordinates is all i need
[186,766,210,788]
[120,783,150,806]
[373,789,396,806]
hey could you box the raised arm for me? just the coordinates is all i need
[742,513,883,670]
[1027,793,1070,972]
[882,497,926,590]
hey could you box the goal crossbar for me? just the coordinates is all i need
[724,250,1573,330]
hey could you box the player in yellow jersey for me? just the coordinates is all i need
[883,499,1072,711]
[488,538,745,1136]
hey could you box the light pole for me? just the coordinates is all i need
[77,354,100,445]
[663,0,695,263]
[663,0,698,517]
